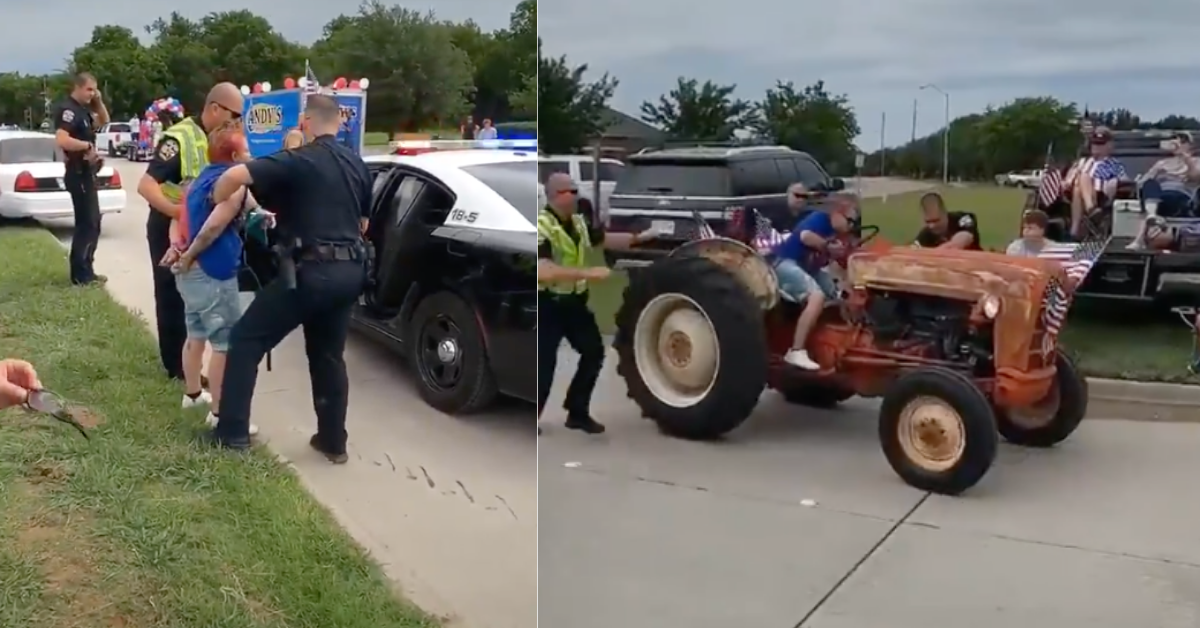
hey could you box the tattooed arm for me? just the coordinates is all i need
[178,187,248,268]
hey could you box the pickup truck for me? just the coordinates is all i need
[96,123,134,157]
[997,169,1044,188]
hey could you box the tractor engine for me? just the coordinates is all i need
[862,291,993,367]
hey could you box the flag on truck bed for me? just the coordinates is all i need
[1036,238,1108,334]
[751,210,788,251]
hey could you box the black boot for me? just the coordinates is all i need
[565,415,606,434]
[309,434,349,464]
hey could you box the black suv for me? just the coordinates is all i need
[604,145,845,264]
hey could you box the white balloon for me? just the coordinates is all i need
[240,85,250,95]
[261,82,272,92]
[359,77,370,90]
[297,77,309,88]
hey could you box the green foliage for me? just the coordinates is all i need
[756,80,860,173]
[536,39,617,154]
[0,3,532,132]
[639,77,756,140]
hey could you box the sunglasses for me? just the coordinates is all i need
[214,102,242,120]
[559,189,579,196]
[792,192,809,199]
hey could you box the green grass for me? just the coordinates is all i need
[363,129,464,146]
[587,185,1200,383]
[0,228,437,628]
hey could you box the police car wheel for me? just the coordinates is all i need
[408,291,498,415]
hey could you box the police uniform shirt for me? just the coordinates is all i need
[915,211,982,249]
[145,118,207,230]
[50,97,95,172]
[245,135,370,243]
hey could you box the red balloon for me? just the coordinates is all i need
[349,80,360,89]
[252,83,263,94]
[284,77,296,89]
[334,77,348,89]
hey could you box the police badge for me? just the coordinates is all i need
[61,109,74,123]
[158,139,179,160]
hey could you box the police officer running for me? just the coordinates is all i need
[537,173,661,435]
[137,82,244,383]
[51,72,110,286]
[204,94,371,461]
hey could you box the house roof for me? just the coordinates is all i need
[599,107,664,141]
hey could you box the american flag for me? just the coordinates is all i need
[1037,166,1064,207]
[1036,238,1109,334]
[750,209,788,252]
[1063,157,1127,198]
[690,210,716,240]
[302,59,321,93]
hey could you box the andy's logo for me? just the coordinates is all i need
[246,104,283,134]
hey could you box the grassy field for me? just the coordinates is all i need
[363,129,462,146]
[0,229,435,627]
[588,185,1200,383]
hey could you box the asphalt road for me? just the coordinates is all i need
[44,158,536,628]
[540,345,1200,628]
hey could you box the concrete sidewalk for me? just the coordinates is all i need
[74,160,537,628]
[540,346,1200,628]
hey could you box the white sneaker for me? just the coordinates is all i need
[206,412,259,436]
[182,390,212,409]
[784,349,821,370]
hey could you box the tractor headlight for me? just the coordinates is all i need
[980,295,1001,319]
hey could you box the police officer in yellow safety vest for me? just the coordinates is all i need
[537,173,663,435]
[137,83,245,385]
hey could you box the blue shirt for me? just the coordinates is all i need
[772,210,835,272]
[186,163,243,281]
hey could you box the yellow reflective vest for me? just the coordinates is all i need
[537,207,592,294]
[160,118,209,203]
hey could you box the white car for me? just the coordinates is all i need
[0,130,126,221]
[538,154,623,221]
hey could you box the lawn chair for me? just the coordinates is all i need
[1172,306,1200,374]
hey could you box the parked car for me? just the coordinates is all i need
[352,149,536,414]
[1000,169,1043,188]
[0,130,125,221]
[537,154,624,220]
[96,122,134,157]
[604,144,845,267]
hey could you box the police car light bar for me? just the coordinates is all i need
[390,139,538,154]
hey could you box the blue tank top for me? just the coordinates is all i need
[186,164,243,281]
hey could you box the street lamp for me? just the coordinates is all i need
[920,83,951,185]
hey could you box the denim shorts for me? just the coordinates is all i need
[773,257,837,301]
[176,268,241,352]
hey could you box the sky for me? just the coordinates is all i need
[540,0,1200,150]
[0,1,513,75]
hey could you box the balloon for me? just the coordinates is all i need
[359,78,370,89]
[261,81,272,92]
[284,77,296,89]
[349,80,360,89]
[252,83,263,94]
[240,85,251,95]
[334,77,347,89]
[297,77,309,88]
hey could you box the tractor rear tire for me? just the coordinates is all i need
[879,367,998,496]
[996,351,1087,448]
[613,256,767,440]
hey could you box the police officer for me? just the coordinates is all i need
[206,94,371,461]
[137,82,244,382]
[537,173,661,435]
[51,72,109,285]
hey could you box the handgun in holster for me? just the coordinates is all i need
[273,237,302,290]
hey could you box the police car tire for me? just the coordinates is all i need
[878,366,998,496]
[408,291,498,415]
[995,351,1087,448]
[613,256,767,440]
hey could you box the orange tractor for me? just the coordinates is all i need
[612,231,1093,495]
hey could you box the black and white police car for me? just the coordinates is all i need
[354,143,536,414]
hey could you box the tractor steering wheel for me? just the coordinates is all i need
[856,225,880,247]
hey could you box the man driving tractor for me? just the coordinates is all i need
[914,192,981,249]
[769,195,854,370]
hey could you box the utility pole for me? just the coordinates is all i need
[920,84,951,185]
[910,99,918,144]
[879,111,887,177]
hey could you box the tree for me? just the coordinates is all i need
[145,13,219,114]
[756,80,859,172]
[537,41,617,154]
[312,1,475,135]
[197,11,308,88]
[510,72,536,119]
[639,77,754,140]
